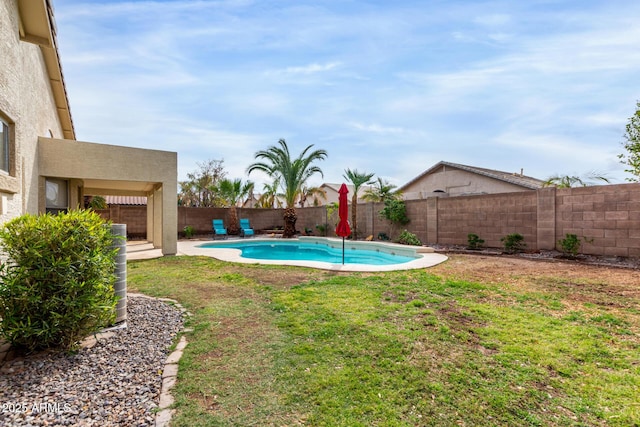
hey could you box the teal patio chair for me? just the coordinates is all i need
[239,218,254,238]
[212,219,228,239]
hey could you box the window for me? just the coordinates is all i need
[45,178,68,214]
[0,119,8,173]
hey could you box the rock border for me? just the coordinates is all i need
[126,293,193,427]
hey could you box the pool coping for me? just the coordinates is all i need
[154,237,448,272]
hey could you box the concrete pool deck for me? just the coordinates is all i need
[126,238,448,272]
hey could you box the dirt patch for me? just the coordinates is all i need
[431,252,639,291]
[430,252,640,327]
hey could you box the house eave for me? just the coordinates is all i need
[18,0,75,140]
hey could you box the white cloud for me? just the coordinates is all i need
[53,0,640,188]
[277,62,341,76]
[349,122,407,134]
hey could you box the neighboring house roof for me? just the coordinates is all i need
[105,196,148,206]
[398,161,544,192]
[18,0,75,139]
[320,183,373,197]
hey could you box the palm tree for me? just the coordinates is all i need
[543,172,611,188]
[247,139,327,238]
[298,185,327,207]
[362,177,399,203]
[343,169,375,240]
[256,179,282,208]
[86,195,107,210]
[217,178,254,234]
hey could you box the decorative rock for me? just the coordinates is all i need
[0,296,185,426]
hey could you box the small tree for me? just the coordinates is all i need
[0,210,119,352]
[178,159,227,207]
[619,100,640,182]
[379,198,409,240]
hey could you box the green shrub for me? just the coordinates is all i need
[315,224,327,236]
[501,233,526,254]
[183,225,195,238]
[467,233,485,250]
[0,210,119,353]
[558,233,582,257]
[379,199,410,226]
[377,232,390,241]
[397,230,422,246]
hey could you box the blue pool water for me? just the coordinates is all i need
[199,240,417,266]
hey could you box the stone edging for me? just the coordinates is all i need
[127,293,193,427]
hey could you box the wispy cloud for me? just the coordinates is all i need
[349,122,407,134]
[54,0,640,186]
[274,62,341,76]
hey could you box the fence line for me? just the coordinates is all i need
[97,182,640,257]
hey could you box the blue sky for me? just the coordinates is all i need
[53,0,640,190]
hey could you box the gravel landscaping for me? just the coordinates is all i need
[0,296,184,426]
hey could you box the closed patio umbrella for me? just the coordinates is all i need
[335,183,351,264]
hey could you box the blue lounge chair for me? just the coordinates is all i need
[212,219,228,239]
[239,218,254,238]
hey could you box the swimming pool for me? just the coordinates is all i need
[200,239,415,265]
[194,237,448,272]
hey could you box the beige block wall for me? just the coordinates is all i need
[108,184,640,258]
[555,183,640,257]
[174,206,327,236]
[0,0,64,222]
[97,206,148,237]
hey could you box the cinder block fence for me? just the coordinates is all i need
[97,183,640,257]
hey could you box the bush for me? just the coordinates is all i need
[501,233,526,254]
[467,233,485,250]
[397,230,422,246]
[0,210,119,353]
[558,233,582,257]
[379,199,410,226]
[377,232,390,241]
[183,225,195,238]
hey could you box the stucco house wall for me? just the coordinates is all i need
[400,161,544,200]
[402,168,535,199]
[0,0,64,221]
[318,183,372,206]
[1,0,178,255]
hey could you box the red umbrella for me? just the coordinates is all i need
[335,183,351,264]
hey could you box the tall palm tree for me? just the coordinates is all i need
[343,169,375,240]
[247,139,327,238]
[542,172,611,188]
[217,178,254,234]
[362,177,399,203]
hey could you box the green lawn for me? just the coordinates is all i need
[128,256,640,426]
